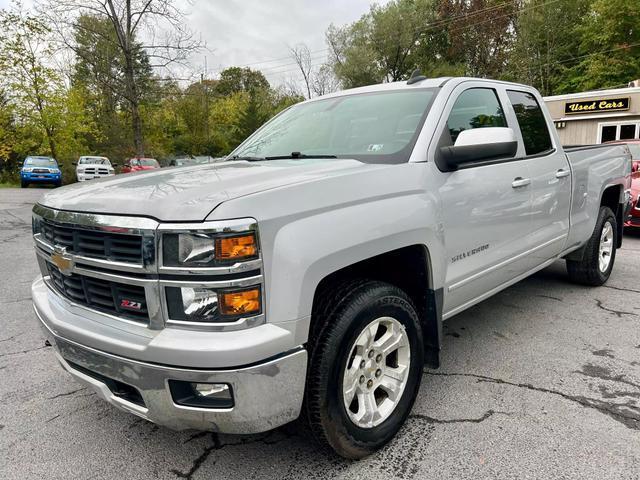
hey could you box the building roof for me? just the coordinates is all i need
[544,86,640,102]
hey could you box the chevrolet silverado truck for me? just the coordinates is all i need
[31,76,632,459]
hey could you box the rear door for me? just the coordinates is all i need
[432,83,536,317]
[505,90,571,268]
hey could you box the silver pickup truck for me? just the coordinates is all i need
[31,77,632,458]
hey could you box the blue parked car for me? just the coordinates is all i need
[20,156,62,188]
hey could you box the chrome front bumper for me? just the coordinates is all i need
[34,301,308,434]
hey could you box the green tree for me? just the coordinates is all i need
[327,0,441,88]
[214,67,270,96]
[0,6,62,159]
[558,0,640,92]
[505,0,592,95]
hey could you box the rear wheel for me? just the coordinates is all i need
[303,280,423,459]
[566,206,617,286]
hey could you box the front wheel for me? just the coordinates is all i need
[566,206,617,286]
[303,280,423,459]
[20,181,28,188]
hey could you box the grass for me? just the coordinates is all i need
[0,182,19,188]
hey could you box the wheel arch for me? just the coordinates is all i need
[309,244,443,368]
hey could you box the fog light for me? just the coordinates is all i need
[193,383,230,398]
[168,380,234,408]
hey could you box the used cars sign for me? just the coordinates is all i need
[565,97,630,114]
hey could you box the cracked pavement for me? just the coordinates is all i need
[1,187,639,479]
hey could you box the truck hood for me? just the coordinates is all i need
[39,159,386,221]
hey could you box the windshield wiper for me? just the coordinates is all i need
[264,152,338,160]
[229,155,266,161]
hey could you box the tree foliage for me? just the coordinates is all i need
[327,0,640,95]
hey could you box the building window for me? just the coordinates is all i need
[601,125,617,143]
[620,124,637,140]
[598,122,640,143]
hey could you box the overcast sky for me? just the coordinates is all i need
[184,0,385,86]
[0,0,386,88]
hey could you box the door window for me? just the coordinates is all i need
[507,90,553,155]
[446,88,507,144]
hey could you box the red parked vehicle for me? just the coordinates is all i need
[627,146,640,228]
[607,140,640,228]
[120,157,160,174]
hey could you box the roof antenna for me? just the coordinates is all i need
[407,69,427,85]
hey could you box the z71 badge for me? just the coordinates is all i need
[451,244,489,263]
[120,299,142,310]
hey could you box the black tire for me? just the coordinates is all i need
[566,206,617,286]
[53,181,62,188]
[302,280,424,459]
[21,181,28,188]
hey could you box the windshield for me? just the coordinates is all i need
[25,157,57,167]
[626,144,640,160]
[139,158,159,167]
[79,156,110,165]
[231,89,437,163]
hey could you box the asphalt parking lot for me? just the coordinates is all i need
[1,187,639,480]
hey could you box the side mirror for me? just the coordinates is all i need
[72,162,77,166]
[112,163,119,167]
[632,162,639,173]
[440,127,518,170]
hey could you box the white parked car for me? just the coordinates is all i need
[75,156,115,182]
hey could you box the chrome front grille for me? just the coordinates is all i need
[33,204,264,332]
[47,263,149,322]
[40,218,143,264]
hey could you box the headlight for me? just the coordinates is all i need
[23,167,33,173]
[162,231,258,267]
[166,286,261,322]
[32,215,42,235]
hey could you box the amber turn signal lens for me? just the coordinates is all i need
[219,288,261,316]
[215,234,257,260]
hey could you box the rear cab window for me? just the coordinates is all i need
[506,90,553,156]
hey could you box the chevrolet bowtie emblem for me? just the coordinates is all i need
[51,245,74,276]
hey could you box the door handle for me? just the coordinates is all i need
[511,177,531,188]
[555,169,570,179]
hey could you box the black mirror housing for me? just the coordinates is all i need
[440,141,518,170]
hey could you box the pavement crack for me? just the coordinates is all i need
[425,371,640,430]
[0,298,31,305]
[0,345,49,358]
[45,414,61,423]
[47,387,86,400]
[535,294,563,302]
[0,333,22,343]
[576,364,640,391]
[171,429,297,478]
[595,299,637,318]
[409,409,511,424]
[184,431,209,444]
[171,433,222,479]
[601,284,640,295]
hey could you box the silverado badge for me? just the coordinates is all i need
[51,246,74,276]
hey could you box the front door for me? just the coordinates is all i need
[434,86,536,317]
